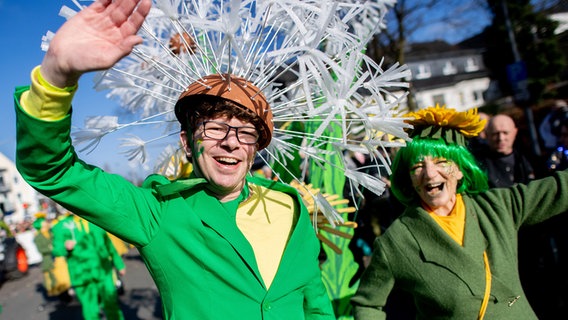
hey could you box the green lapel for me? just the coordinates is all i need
[153,174,264,286]
[246,177,309,293]
[187,183,264,287]
[401,202,488,296]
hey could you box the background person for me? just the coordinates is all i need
[475,113,535,188]
[51,213,126,320]
[32,212,72,309]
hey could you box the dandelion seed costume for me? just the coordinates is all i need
[352,106,568,320]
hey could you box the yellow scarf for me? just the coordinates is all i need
[427,194,465,245]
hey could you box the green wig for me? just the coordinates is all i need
[390,105,489,206]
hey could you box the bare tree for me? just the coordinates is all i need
[532,0,564,12]
[368,0,490,65]
[365,0,490,110]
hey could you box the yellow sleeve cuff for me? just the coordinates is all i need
[20,66,77,121]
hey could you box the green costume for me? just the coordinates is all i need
[33,218,53,272]
[14,87,334,319]
[51,215,125,320]
[33,229,56,295]
[352,170,568,319]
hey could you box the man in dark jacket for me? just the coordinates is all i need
[475,113,535,188]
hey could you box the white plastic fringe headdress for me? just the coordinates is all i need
[43,0,412,231]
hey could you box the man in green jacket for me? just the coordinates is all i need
[51,213,126,320]
[14,0,334,319]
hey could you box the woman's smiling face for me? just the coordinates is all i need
[409,156,463,216]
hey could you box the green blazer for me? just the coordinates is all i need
[352,170,568,319]
[14,87,334,320]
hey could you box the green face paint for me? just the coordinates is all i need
[192,138,204,159]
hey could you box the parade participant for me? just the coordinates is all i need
[351,105,568,319]
[33,212,73,305]
[32,213,56,297]
[14,0,334,318]
[51,213,126,320]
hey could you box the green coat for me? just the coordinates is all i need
[352,170,568,319]
[33,231,54,272]
[14,87,334,320]
[51,215,125,287]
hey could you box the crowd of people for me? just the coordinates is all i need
[4,0,568,319]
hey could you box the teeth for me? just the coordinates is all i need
[425,182,443,191]
[216,157,238,164]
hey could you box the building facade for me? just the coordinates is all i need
[404,43,490,112]
[0,152,40,224]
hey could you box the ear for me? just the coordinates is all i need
[179,131,192,157]
[454,164,464,180]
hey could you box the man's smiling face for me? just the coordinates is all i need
[180,116,258,202]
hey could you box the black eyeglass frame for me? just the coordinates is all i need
[198,120,260,145]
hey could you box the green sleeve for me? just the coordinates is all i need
[303,266,336,319]
[15,86,162,247]
[484,170,568,229]
[105,232,126,271]
[351,237,392,320]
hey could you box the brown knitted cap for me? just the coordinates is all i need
[175,74,273,149]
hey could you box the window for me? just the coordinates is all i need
[473,90,483,102]
[415,64,432,79]
[443,61,457,75]
[465,58,479,72]
[432,94,445,106]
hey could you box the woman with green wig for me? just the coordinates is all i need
[352,105,568,319]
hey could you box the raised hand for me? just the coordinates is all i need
[41,0,151,88]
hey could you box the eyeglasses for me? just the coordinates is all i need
[199,120,259,145]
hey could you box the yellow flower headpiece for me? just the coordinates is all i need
[34,211,47,219]
[404,104,486,146]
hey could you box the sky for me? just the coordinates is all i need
[0,0,491,180]
[0,0,155,180]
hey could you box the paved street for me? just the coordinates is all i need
[0,249,163,320]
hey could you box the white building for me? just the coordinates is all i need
[0,152,41,224]
[403,42,491,112]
